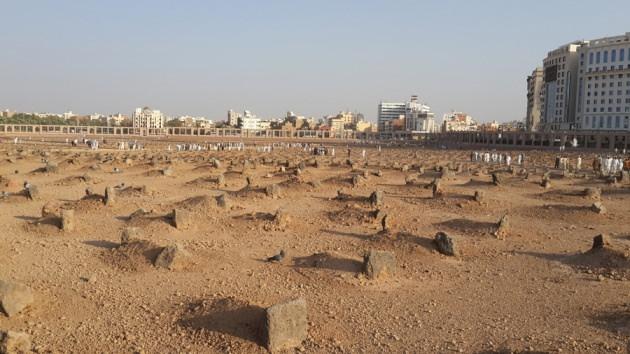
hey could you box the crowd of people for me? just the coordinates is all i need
[470,151,525,166]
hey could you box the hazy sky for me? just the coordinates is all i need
[1,0,629,123]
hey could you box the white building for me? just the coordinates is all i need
[534,32,630,132]
[405,96,437,133]
[442,111,478,132]
[227,109,241,126]
[378,95,437,133]
[132,107,164,129]
[239,110,261,130]
[63,111,75,120]
[576,32,630,131]
[89,113,105,121]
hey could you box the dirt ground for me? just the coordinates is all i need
[1,141,630,353]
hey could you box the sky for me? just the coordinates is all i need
[1,0,629,123]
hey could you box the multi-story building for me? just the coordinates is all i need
[378,96,436,133]
[533,33,630,132]
[377,101,406,132]
[1,109,15,118]
[442,111,478,132]
[132,107,164,129]
[227,109,241,126]
[405,96,437,133]
[526,67,543,131]
[355,120,377,133]
[239,110,261,130]
[576,33,630,131]
[540,41,584,131]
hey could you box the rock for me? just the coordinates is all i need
[495,214,509,239]
[375,170,383,177]
[591,202,606,214]
[592,234,608,249]
[274,209,290,228]
[401,164,409,172]
[265,298,308,353]
[541,178,552,189]
[0,280,34,317]
[380,214,391,233]
[172,209,191,229]
[369,190,383,207]
[434,232,456,256]
[154,244,191,270]
[161,167,173,176]
[41,202,59,218]
[216,193,230,208]
[104,186,115,206]
[473,190,485,203]
[61,209,75,231]
[352,175,361,188]
[216,174,225,185]
[213,159,222,169]
[363,250,396,279]
[265,184,282,198]
[121,227,140,245]
[0,330,31,353]
[432,179,443,198]
[25,185,39,200]
[404,175,416,185]
[246,176,256,187]
[129,208,149,219]
[491,173,502,186]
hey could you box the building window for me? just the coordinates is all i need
[600,117,604,128]
[596,51,601,64]
[585,116,590,126]
[604,51,609,63]
[612,49,617,62]
[589,52,594,64]
[607,116,612,128]
[616,116,620,128]
[622,48,626,62]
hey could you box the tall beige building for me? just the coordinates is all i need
[540,41,584,131]
[526,67,543,131]
[132,107,164,129]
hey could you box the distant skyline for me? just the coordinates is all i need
[1,0,629,123]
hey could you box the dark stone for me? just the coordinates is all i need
[434,232,456,256]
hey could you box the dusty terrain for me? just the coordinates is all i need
[1,140,630,353]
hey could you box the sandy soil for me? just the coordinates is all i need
[1,142,630,353]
